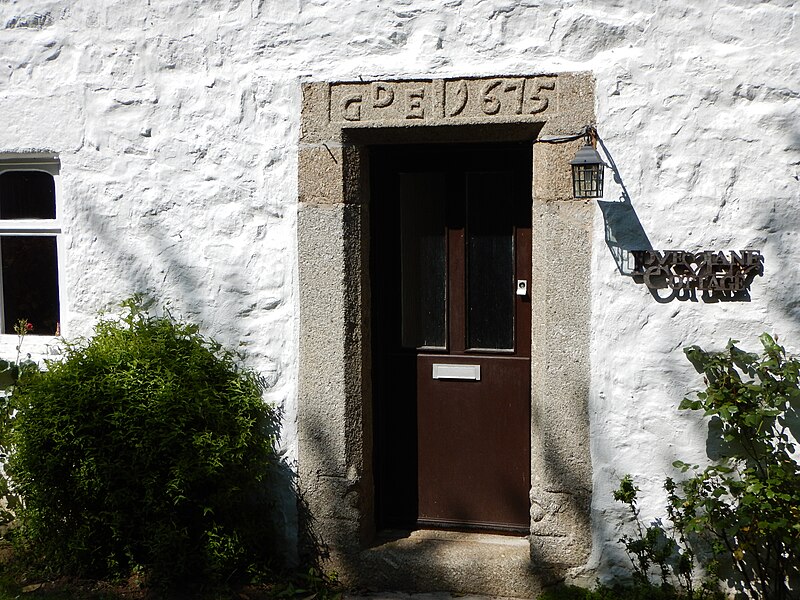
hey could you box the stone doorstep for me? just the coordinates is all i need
[337,530,565,599]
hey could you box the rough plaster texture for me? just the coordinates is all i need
[1,0,799,596]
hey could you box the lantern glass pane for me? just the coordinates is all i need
[572,163,604,199]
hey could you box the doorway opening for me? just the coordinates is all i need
[370,142,532,535]
[298,76,595,592]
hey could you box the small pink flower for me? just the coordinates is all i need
[25,322,33,331]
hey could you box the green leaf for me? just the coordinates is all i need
[679,398,703,411]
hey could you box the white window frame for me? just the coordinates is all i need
[0,155,63,338]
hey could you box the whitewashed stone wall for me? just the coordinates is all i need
[1,0,798,583]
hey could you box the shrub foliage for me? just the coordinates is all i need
[672,333,800,598]
[7,298,282,590]
[615,333,800,599]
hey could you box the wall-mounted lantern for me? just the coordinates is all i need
[570,137,606,199]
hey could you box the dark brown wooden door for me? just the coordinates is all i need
[371,143,531,534]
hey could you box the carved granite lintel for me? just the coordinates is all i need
[328,76,558,125]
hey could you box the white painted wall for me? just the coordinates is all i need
[1,0,798,582]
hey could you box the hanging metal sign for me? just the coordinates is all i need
[631,250,764,292]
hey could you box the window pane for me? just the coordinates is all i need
[0,171,56,219]
[466,173,514,350]
[399,173,447,349]
[2,236,60,335]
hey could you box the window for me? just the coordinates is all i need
[0,158,61,335]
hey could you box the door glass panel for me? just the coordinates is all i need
[399,172,447,349]
[466,173,514,350]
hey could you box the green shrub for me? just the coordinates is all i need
[613,476,688,591]
[671,333,800,599]
[613,477,720,599]
[0,319,39,533]
[6,298,283,592]
[614,333,800,600]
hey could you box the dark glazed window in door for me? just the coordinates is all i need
[399,173,447,350]
[466,173,514,350]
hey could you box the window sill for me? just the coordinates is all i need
[0,334,63,358]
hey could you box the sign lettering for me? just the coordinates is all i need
[632,250,764,293]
